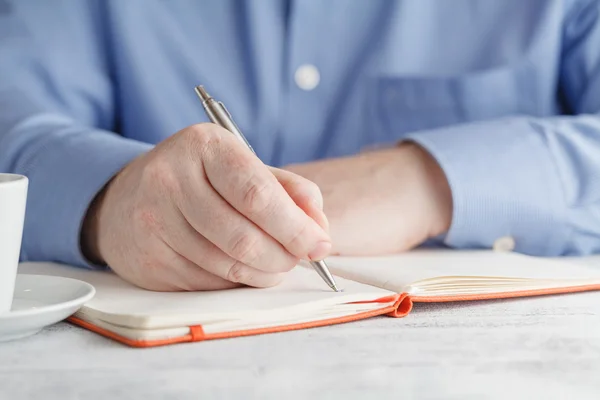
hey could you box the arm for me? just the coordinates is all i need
[0,1,331,291]
[285,0,600,258]
[0,1,152,267]
[406,0,600,256]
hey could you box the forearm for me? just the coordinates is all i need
[0,2,155,267]
[0,112,152,267]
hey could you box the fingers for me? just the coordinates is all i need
[199,133,331,261]
[174,167,300,276]
[156,203,289,288]
[165,245,283,291]
[115,124,333,291]
[121,238,239,292]
[166,253,241,291]
[99,123,323,292]
[270,167,329,233]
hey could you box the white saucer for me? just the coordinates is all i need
[0,274,95,342]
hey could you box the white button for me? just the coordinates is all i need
[294,64,320,91]
[493,236,515,252]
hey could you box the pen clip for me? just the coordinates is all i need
[218,102,233,120]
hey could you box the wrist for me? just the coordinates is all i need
[400,142,453,237]
[80,183,110,265]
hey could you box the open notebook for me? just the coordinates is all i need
[18,249,600,347]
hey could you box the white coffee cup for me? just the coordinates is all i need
[0,174,28,314]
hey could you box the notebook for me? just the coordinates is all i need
[18,249,600,347]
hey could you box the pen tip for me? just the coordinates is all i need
[194,85,211,102]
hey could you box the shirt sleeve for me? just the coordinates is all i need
[0,1,153,267]
[406,0,600,256]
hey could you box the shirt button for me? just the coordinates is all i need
[294,64,320,91]
[493,236,515,252]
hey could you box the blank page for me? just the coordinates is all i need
[18,262,394,329]
[326,249,600,296]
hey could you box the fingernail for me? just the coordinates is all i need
[308,241,332,261]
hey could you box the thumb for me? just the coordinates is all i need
[269,167,329,233]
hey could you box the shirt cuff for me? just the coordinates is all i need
[404,117,569,256]
[16,122,153,268]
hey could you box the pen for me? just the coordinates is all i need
[194,85,340,292]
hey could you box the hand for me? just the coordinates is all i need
[285,143,452,256]
[81,124,331,291]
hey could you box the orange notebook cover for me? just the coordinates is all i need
[19,250,600,348]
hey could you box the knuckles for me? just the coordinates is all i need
[226,262,288,288]
[141,157,180,194]
[241,178,274,217]
[228,231,260,266]
[180,123,225,157]
[226,261,247,284]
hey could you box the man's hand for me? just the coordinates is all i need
[285,143,452,256]
[81,124,331,291]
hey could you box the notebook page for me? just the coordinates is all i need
[18,262,394,329]
[76,300,391,340]
[406,276,600,297]
[326,249,600,295]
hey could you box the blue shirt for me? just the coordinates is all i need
[1,0,600,268]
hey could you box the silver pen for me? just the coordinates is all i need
[194,85,340,292]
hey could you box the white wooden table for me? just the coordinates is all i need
[2,257,600,399]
